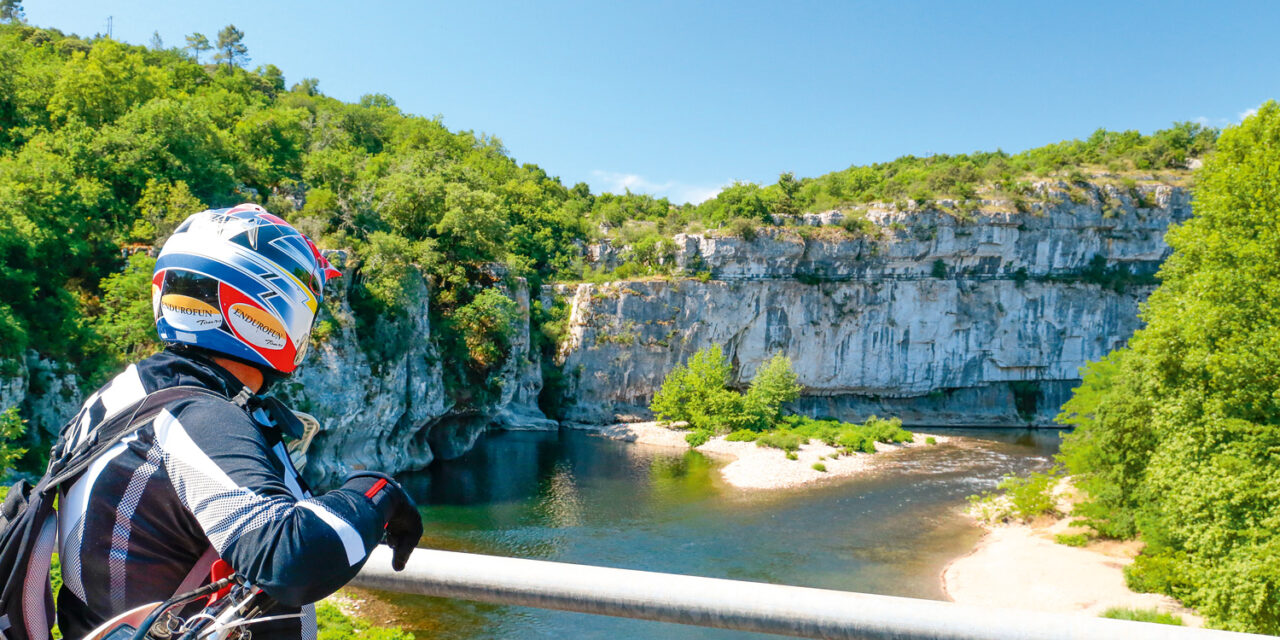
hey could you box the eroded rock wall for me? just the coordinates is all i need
[558,182,1190,427]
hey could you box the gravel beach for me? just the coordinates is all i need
[564,421,949,490]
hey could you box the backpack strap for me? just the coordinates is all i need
[40,386,230,494]
[173,546,220,596]
[17,514,55,640]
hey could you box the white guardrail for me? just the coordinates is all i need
[350,547,1276,640]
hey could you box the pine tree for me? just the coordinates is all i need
[214,24,249,68]
[184,32,210,63]
[0,0,24,23]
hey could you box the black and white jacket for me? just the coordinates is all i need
[55,349,389,640]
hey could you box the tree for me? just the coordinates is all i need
[1057,102,1280,633]
[775,171,801,216]
[91,253,161,370]
[184,32,211,62]
[744,352,802,426]
[292,77,320,96]
[133,179,205,245]
[450,288,519,370]
[149,31,164,50]
[0,0,24,23]
[214,24,249,68]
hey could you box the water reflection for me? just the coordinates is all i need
[366,428,1060,639]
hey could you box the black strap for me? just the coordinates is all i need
[38,386,232,495]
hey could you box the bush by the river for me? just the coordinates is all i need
[651,345,801,434]
[1056,102,1280,633]
[651,345,912,454]
[967,469,1062,524]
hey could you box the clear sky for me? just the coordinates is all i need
[23,1,1280,203]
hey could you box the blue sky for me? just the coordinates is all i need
[24,1,1280,203]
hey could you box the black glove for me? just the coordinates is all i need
[342,471,424,571]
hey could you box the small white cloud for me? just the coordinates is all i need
[1194,115,1210,125]
[591,170,724,205]
[1239,106,1259,122]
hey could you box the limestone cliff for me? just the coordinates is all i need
[557,181,1190,427]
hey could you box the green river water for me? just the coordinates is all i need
[357,428,1060,639]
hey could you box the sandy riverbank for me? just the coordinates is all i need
[564,421,949,490]
[943,501,1202,624]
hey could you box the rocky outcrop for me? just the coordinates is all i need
[557,181,1191,427]
[275,269,556,486]
[1,355,84,440]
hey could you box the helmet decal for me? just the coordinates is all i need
[153,204,337,375]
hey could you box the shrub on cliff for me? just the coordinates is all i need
[1057,102,1280,633]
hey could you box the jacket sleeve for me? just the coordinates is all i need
[153,398,393,607]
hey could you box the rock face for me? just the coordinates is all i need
[558,182,1191,427]
[273,271,556,486]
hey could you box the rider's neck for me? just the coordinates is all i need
[211,356,265,394]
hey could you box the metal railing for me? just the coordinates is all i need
[350,548,1274,640]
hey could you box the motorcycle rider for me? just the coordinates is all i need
[54,204,423,639]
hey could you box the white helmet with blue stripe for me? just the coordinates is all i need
[152,203,341,375]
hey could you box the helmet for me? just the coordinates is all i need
[152,203,341,375]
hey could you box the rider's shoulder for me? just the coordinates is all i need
[160,394,258,439]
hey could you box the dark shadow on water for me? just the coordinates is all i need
[362,427,1061,639]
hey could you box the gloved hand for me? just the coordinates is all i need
[342,471,424,571]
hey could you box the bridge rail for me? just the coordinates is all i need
[350,547,1272,640]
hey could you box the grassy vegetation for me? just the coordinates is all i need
[317,600,414,640]
[1100,607,1184,626]
[967,469,1062,524]
[1055,533,1090,547]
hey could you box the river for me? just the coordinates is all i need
[354,428,1061,639]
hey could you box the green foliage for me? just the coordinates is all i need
[316,601,415,640]
[753,415,911,454]
[755,431,803,452]
[1100,608,1184,626]
[449,288,519,370]
[214,25,248,68]
[184,32,211,63]
[784,451,798,461]
[0,407,27,473]
[1,0,24,23]
[743,352,802,426]
[811,462,827,472]
[1055,533,1089,547]
[1056,103,1280,633]
[681,123,1212,219]
[930,259,947,279]
[684,429,711,448]
[133,178,205,244]
[925,436,937,445]
[997,470,1060,520]
[89,253,161,376]
[651,346,804,439]
[726,217,759,241]
[725,429,759,442]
